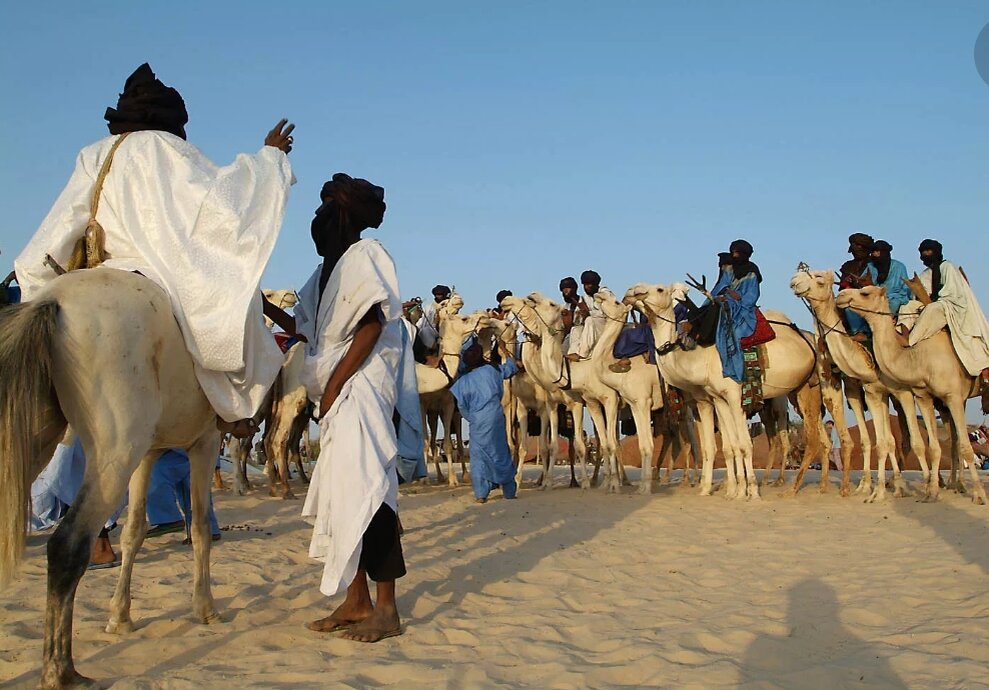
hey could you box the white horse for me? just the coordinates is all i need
[1,270,222,689]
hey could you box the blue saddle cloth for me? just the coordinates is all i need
[613,322,656,363]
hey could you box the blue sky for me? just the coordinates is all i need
[2,2,988,418]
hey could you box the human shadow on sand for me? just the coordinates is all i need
[739,578,907,689]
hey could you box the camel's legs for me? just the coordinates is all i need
[441,405,458,487]
[106,451,160,634]
[946,397,987,504]
[916,396,942,502]
[542,403,560,489]
[600,396,622,493]
[42,446,137,690]
[584,400,614,492]
[632,403,656,495]
[894,392,927,488]
[846,388,873,495]
[695,400,718,496]
[568,402,590,489]
[822,385,854,496]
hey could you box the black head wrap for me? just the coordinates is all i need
[847,233,874,254]
[580,270,601,286]
[918,239,945,299]
[717,251,733,269]
[311,173,386,296]
[496,289,513,304]
[870,239,893,284]
[432,284,451,298]
[728,239,761,282]
[463,342,485,370]
[104,63,188,140]
[559,277,578,291]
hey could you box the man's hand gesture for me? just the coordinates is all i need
[265,119,295,154]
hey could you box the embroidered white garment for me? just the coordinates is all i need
[15,131,293,420]
[296,240,403,596]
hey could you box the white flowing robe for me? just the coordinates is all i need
[296,240,403,596]
[903,262,989,376]
[571,286,615,358]
[14,131,293,420]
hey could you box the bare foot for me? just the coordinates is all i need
[88,535,118,569]
[307,598,374,633]
[340,605,402,643]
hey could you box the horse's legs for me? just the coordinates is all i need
[42,452,135,689]
[106,450,160,634]
[187,432,222,622]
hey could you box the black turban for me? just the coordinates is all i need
[104,63,188,140]
[312,173,386,295]
[918,239,945,298]
[559,277,578,291]
[729,239,753,259]
[432,284,451,297]
[918,239,943,258]
[871,240,893,284]
[847,233,874,252]
[496,289,513,304]
[718,251,733,265]
[728,239,761,282]
[580,270,601,286]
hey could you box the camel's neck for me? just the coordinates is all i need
[810,295,876,382]
[860,308,919,386]
[590,312,625,363]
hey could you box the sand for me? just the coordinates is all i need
[2,468,989,689]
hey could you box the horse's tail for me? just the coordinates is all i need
[0,299,60,587]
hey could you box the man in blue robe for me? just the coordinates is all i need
[451,342,520,503]
[146,449,221,541]
[710,240,762,383]
[868,240,911,317]
[838,233,877,340]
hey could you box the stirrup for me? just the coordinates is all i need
[609,361,632,374]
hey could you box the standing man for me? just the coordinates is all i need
[825,420,842,471]
[296,174,412,643]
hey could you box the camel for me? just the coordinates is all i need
[261,288,298,328]
[261,341,310,499]
[625,283,824,499]
[835,285,987,504]
[501,294,619,491]
[791,268,930,501]
[1,270,221,689]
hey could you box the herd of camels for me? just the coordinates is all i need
[0,264,985,688]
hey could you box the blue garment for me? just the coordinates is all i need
[4,285,20,304]
[147,449,220,536]
[395,323,427,483]
[613,320,656,362]
[29,437,125,532]
[871,258,911,316]
[711,271,760,383]
[844,264,878,336]
[450,359,519,500]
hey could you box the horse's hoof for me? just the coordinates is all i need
[105,618,134,635]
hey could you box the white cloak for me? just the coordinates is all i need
[14,132,293,420]
[905,261,989,376]
[297,240,403,596]
[572,286,615,358]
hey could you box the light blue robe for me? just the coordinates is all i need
[395,323,427,484]
[844,264,878,336]
[712,271,760,383]
[451,359,519,500]
[872,258,911,316]
[147,449,220,535]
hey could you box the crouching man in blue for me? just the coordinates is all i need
[451,341,521,503]
[709,239,762,383]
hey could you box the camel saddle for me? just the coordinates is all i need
[739,308,775,349]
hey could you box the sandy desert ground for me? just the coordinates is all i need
[2,466,989,689]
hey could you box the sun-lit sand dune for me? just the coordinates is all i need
[3,466,988,689]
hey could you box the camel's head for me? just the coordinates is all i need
[438,294,465,317]
[484,315,517,344]
[594,288,629,321]
[262,288,298,310]
[789,268,834,301]
[623,283,673,320]
[835,285,888,318]
[523,292,567,338]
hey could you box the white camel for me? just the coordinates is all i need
[262,341,311,499]
[836,285,987,504]
[791,268,929,501]
[625,283,822,499]
[1,270,221,689]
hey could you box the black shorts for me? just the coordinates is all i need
[359,504,406,582]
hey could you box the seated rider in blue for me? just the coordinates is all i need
[451,341,521,503]
[838,233,877,342]
[868,240,911,319]
[710,240,761,383]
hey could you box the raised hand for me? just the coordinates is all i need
[264,119,295,154]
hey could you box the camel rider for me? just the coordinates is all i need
[14,63,297,438]
[838,233,877,341]
[564,270,615,361]
[490,289,525,359]
[708,239,762,383]
[868,240,911,317]
[416,284,450,354]
[559,276,581,353]
[898,240,989,409]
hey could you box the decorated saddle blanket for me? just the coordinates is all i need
[739,308,776,349]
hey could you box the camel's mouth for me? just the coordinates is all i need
[834,292,854,309]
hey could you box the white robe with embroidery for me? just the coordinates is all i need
[904,261,989,376]
[14,131,293,420]
[296,240,403,596]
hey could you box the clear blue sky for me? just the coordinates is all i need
[2,4,988,399]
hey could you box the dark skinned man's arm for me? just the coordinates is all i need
[318,305,384,419]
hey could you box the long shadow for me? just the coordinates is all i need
[739,578,907,689]
[892,485,989,576]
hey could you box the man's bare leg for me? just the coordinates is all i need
[307,569,374,632]
[89,530,118,567]
[342,579,402,643]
